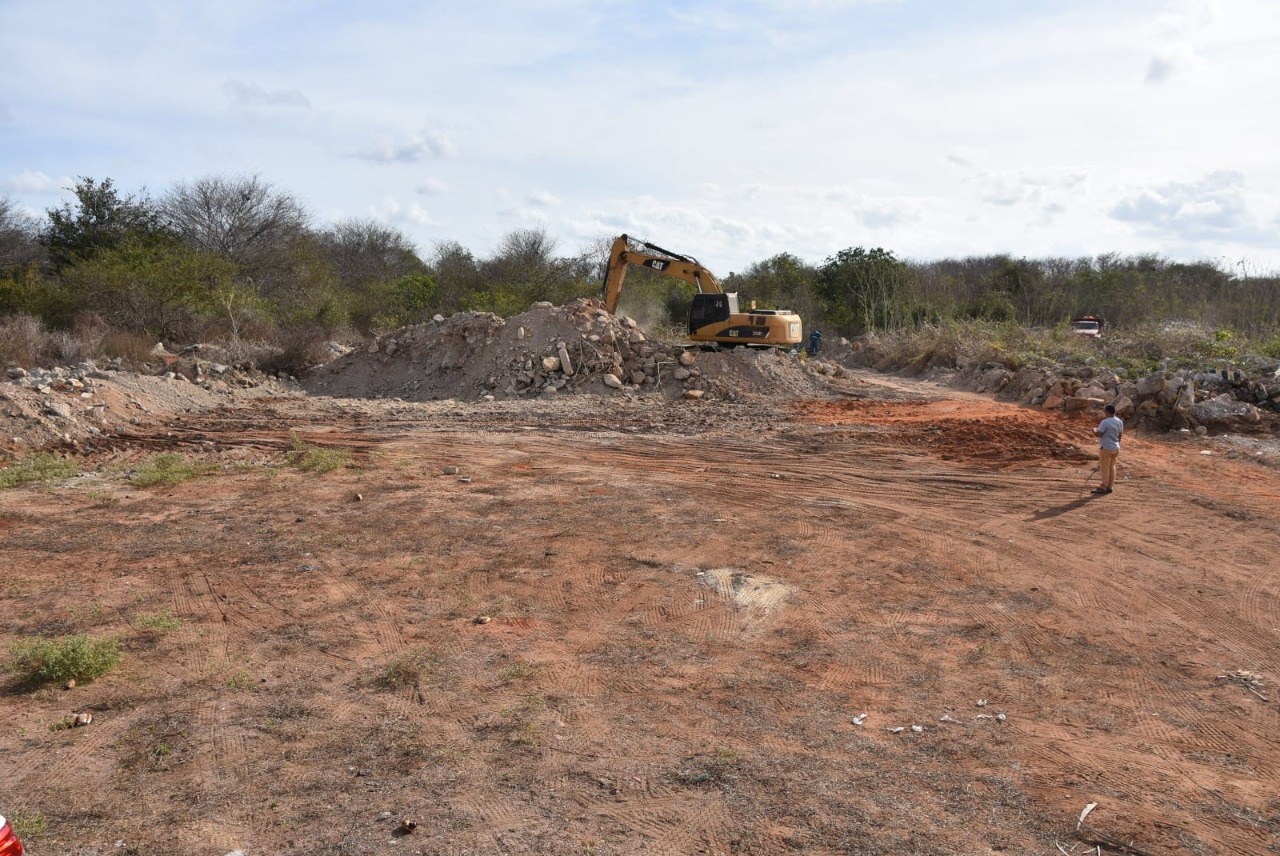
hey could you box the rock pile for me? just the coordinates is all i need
[958,363,1280,434]
[1,359,288,453]
[305,298,848,403]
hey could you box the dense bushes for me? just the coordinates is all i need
[2,174,1278,366]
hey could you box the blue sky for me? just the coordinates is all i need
[2,0,1277,275]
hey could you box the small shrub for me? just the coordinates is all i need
[136,612,182,632]
[129,453,218,487]
[497,662,535,684]
[0,313,50,368]
[225,670,255,691]
[84,488,119,507]
[287,436,350,474]
[96,329,156,368]
[260,324,332,377]
[9,634,121,684]
[0,453,79,489]
[7,810,47,839]
[377,649,434,690]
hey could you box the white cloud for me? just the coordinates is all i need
[223,80,311,109]
[415,178,449,196]
[357,131,456,164]
[1144,57,1176,84]
[972,170,1088,208]
[524,189,560,208]
[1110,170,1250,238]
[3,170,67,194]
[372,197,436,228]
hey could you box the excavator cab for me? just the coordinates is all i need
[688,293,737,333]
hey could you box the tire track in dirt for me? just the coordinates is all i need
[197,695,252,783]
[318,574,383,653]
[175,573,233,680]
[19,709,137,794]
[595,792,730,854]
[1237,563,1280,633]
[1148,582,1279,669]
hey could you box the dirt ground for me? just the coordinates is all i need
[2,368,1280,855]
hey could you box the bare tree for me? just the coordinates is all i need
[429,240,484,313]
[481,226,593,306]
[320,217,424,291]
[160,173,309,294]
[0,195,45,272]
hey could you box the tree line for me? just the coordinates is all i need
[2,174,1276,351]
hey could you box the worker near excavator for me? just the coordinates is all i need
[807,329,822,357]
[1093,403,1124,494]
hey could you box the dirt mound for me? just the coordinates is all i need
[305,298,852,403]
[0,361,289,456]
[793,398,1095,465]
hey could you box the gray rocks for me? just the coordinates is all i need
[1190,394,1262,429]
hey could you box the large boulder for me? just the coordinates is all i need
[1190,394,1263,431]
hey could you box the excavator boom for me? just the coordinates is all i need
[604,235,722,314]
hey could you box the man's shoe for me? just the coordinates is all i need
[1091,487,1109,494]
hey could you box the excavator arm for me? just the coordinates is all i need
[603,234,723,314]
[600,233,802,347]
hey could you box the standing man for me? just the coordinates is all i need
[807,329,823,357]
[1093,403,1124,494]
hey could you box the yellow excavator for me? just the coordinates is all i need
[602,234,803,348]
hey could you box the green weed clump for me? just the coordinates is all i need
[7,809,48,839]
[377,649,434,690]
[287,436,351,473]
[129,453,218,487]
[0,453,79,489]
[9,633,121,685]
[136,612,182,632]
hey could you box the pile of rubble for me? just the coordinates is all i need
[0,359,289,454]
[305,298,849,403]
[958,362,1280,434]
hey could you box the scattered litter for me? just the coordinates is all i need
[910,725,924,733]
[1217,669,1268,701]
[886,726,905,734]
[976,714,993,721]
[443,465,460,475]
[996,712,1007,722]
[939,714,961,724]
[395,819,418,835]
[976,698,987,707]
[458,475,472,483]
[378,811,393,820]
[474,615,492,625]
[851,713,868,726]
[1075,800,1160,856]
[74,710,94,727]
[1200,450,1213,456]
[352,492,363,502]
